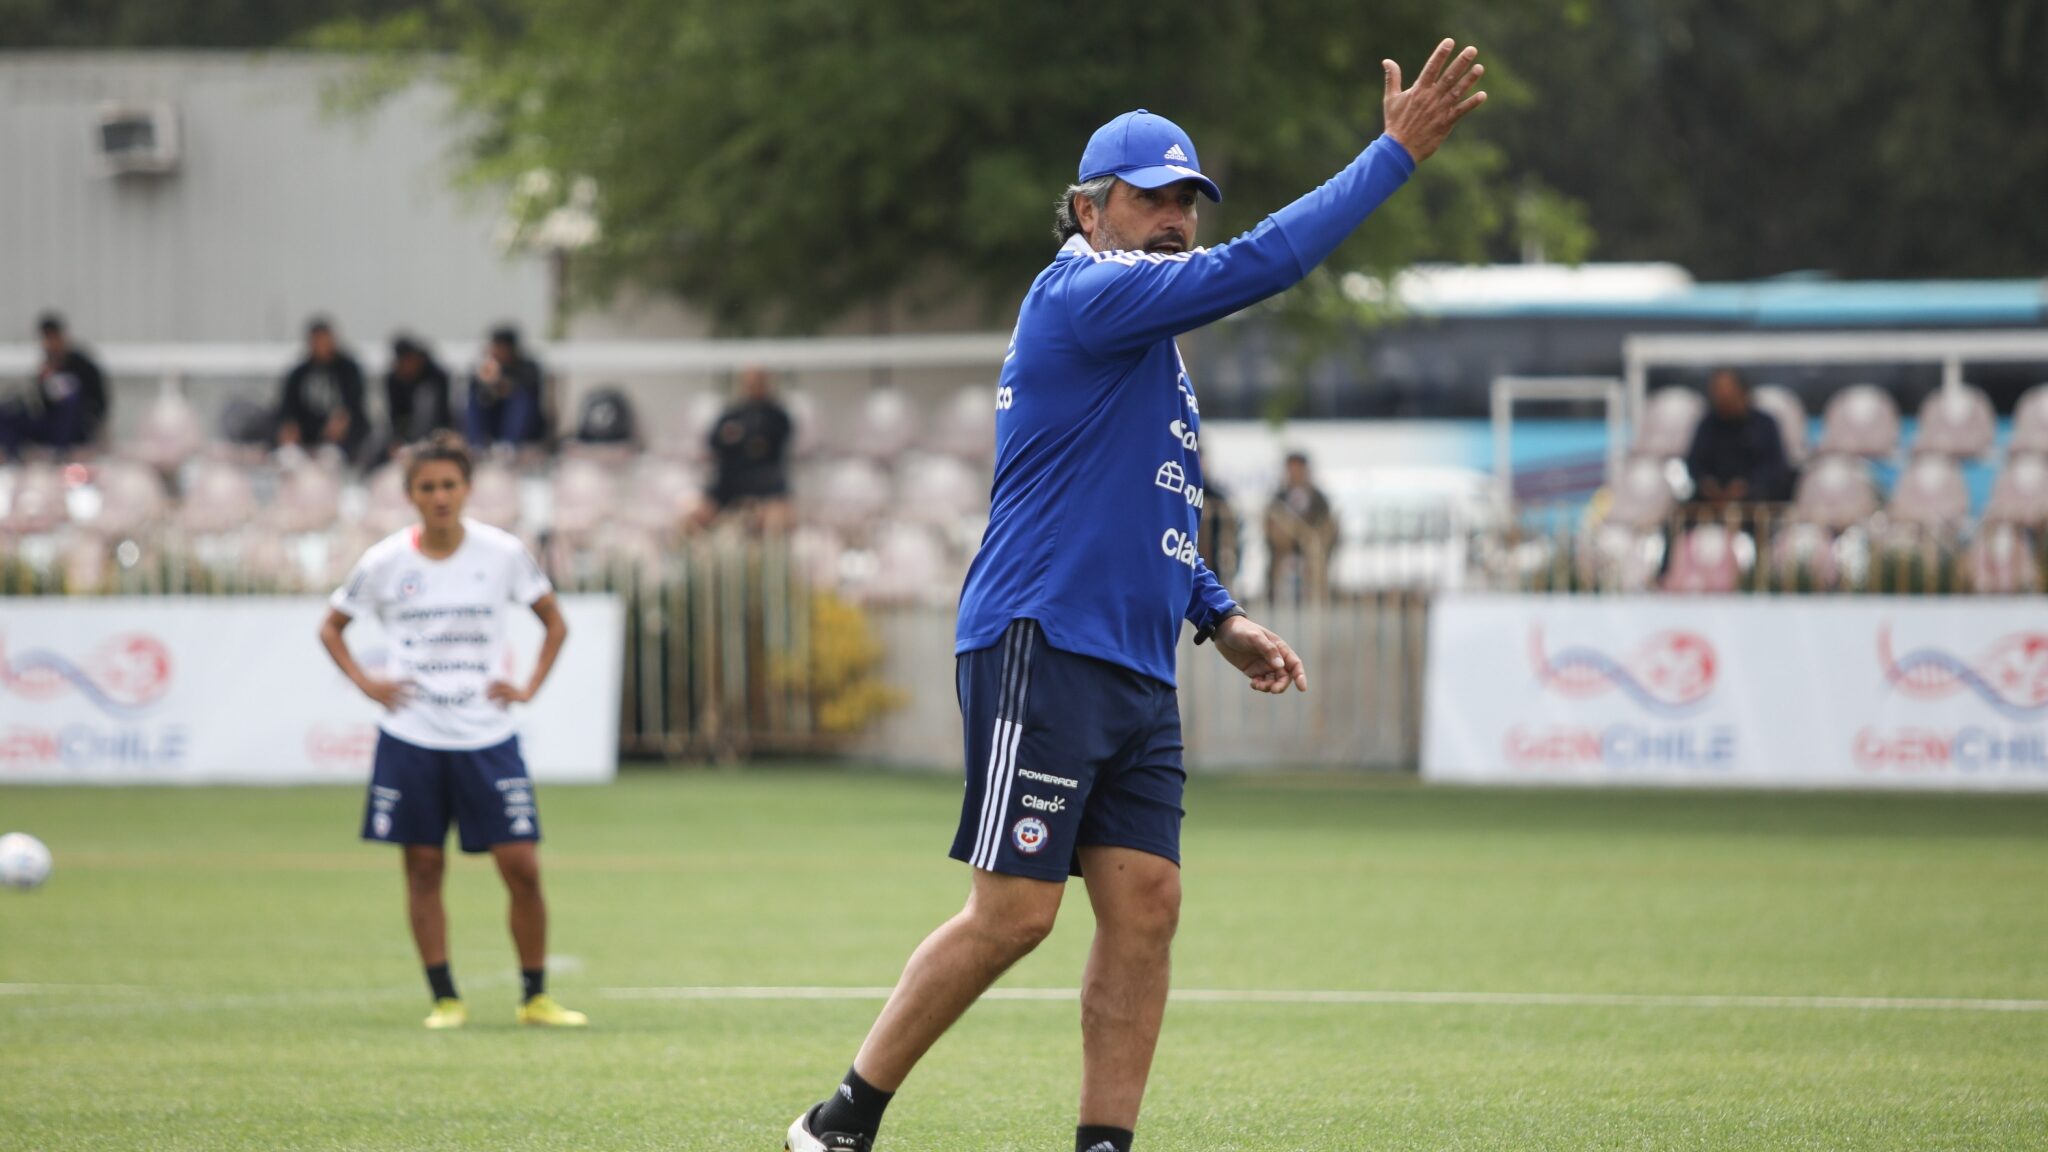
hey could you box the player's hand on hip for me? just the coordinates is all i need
[359,676,413,711]
[1382,38,1487,162]
[1213,615,1309,694]
[487,679,533,706]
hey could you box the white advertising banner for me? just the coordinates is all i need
[1424,594,2048,790]
[0,595,622,784]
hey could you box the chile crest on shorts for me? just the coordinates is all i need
[1012,817,1049,855]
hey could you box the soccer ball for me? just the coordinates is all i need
[0,832,53,890]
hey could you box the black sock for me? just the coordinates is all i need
[1076,1125,1134,1152]
[425,963,458,1002]
[521,968,545,1003]
[813,1066,893,1139]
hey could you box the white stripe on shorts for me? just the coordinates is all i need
[973,621,1036,870]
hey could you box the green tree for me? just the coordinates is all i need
[315,1,1545,333]
[1466,0,2048,279]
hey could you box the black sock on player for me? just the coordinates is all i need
[425,963,458,1002]
[1076,1124,1134,1152]
[521,967,545,1003]
[813,1066,894,1140]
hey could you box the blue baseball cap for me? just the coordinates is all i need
[1078,109,1222,203]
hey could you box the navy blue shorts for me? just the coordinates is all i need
[361,731,540,854]
[949,619,1185,882]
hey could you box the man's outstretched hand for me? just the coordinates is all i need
[1212,615,1309,695]
[1383,39,1486,162]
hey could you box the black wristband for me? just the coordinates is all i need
[1193,606,1249,646]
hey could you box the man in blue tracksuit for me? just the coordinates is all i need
[789,39,1487,1152]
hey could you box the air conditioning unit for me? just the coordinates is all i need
[96,103,180,176]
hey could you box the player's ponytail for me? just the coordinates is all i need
[402,429,474,487]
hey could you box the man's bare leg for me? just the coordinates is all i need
[401,845,449,966]
[1076,846,1182,1134]
[490,841,547,971]
[853,867,1066,1088]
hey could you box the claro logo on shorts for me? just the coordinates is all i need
[1018,768,1078,790]
[1021,793,1066,814]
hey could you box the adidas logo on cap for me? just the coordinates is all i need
[1162,143,1188,161]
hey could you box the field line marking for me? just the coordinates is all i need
[593,986,2048,1013]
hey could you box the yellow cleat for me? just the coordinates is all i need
[423,998,467,1030]
[516,994,588,1028]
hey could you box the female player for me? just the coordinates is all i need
[319,430,585,1029]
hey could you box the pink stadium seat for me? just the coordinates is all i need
[267,463,342,535]
[130,382,205,474]
[893,452,985,526]
[363,464,414,536]
[1967,522,2041,595]
[624,456,706,536]
[1912,384,1996,458]
[1581,521,1664,593]
[2009,385,2048,457]
[1604,456,1677,530]
[863,520,949,605]
[466,463,523,531]
[814,457,892,525]
[1790,454,1879,530]
[672,392,727,464]
[89,460,169,539]
[854,389,921,461]
[0,463,66,535]
[549,457,618,540]
[929,385,998,462]
[779,388,823,459]
[176,460,257,535]
[1816,385,1901,459]
[1985,453,2048,526]
[1663,523,1741,594]
[1751,385,1809,465]
[1885,454,1970,532]
[1631,387,1705,459]
[1768,520,1841,590]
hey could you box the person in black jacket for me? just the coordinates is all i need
[465,325,548,451]
[1686,369,1792,507]
[1,312,108,459]
[385,335,454,446]
[695,366,794,531]
[278,317,369,461]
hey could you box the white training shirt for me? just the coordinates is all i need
[330,519,553,751]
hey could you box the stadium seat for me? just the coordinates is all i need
[1790,454,1879,530]
[1815,384,1901,459]
[625,456,706,537]
[88,460,169,540]
[2008,384,2048,457]
[130,381,205,474]
[672,391,727,464]
[362,464,413,535]
[1630,387,1705,459]
[1885,454,1971,532]
[1966,521,2042,595]
[1911,384,1996,458]
[1663,523,1741,594]
[267,462,343,535]
[854,389,921,461]
[1604,456,1677,530]
[780,388,824,459]
[813,457,892,525]
[176,460,258,536]
[863,520,950,605]
[1751,385,1810,465]
[1768,520,1841,590]
[929,385,998,462]
[0,462,65,535]
[892,451,985,526]
[549,457,618,540]
[466,462,523,531]
[1985,453,2048,527]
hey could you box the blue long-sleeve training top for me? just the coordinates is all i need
[956,133,1417,685]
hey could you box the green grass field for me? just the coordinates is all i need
[2,770,2045,1151]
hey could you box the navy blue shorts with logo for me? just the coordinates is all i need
[361,731,540,854]
[949,618,1186,882]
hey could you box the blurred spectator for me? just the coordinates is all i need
[465,324,548,450]
[695,366,793,531]
[0,312,108,460]
[1198,477,1241,585]
[1264,451,1338,601]
[1687,369,1792,508]
[383,334,454,447]
[277,317,369,461]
